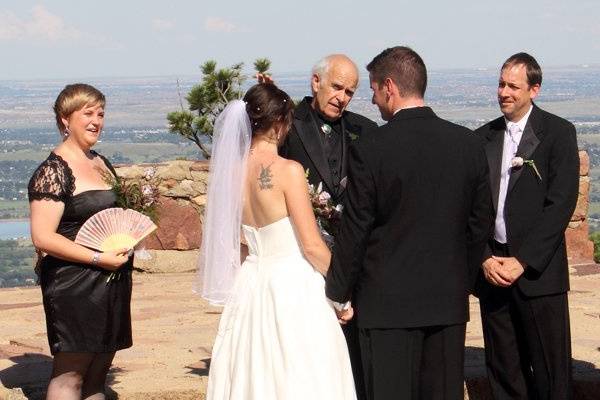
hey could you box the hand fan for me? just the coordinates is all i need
[75,208,157,252]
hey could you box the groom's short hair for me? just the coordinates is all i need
[367,46,427,98]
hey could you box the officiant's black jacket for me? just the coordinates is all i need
[280,97,377,203]
[326,107,493,328]
[474,104,579,298]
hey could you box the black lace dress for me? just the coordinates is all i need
[28,151,133,355]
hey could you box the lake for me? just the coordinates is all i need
[0,220,30,240]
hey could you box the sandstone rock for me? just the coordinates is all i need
[116,165,146,179]
[191,195,207,207]
[144,198,201,250]
[190,161,210,171]
[133,249,199,273]
[191,170,209,183]
[191,180,207,195]
[157,161,193,181]
[566,220,595,265]
[158,179,186,197]
[572,176,590,221]
[579,150,589,176]
[171,179,207,197]
[569,220,583,229]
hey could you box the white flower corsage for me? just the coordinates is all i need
[511,157,542,181]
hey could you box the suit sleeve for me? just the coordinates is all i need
[326,140,376,302]
[516,123,579,273]
[467,140,495,291]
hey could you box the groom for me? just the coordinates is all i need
[326,46,493,399]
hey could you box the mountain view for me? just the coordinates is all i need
[1,66,600,287]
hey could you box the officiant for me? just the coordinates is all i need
[278,54,376,400]
[279,54,377,205]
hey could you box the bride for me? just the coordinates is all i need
[199,83,356,400]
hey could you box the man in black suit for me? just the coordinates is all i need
[280,54,377,205]
[326,46,493,400]
[475,53,579,400]
[278,54,377,400]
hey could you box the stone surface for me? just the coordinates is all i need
[115,165,147,180]
[189,161,210,172]
[143,197,201,251]
[1,272,599,399]
[579,150,590,177]
[157,161,193,181]
[133,250,199,273]
[573,176,590,221]
[565,151,595,266]
[191,195,207,208]
[566,220,595,265]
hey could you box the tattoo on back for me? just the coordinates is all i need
[258,163,274,190]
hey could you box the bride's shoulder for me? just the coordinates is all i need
[278,158,305,179]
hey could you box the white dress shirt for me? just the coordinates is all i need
[494,106,533,244]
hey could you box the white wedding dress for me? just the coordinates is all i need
[207,216,357,400]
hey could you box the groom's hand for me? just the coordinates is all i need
[482,257,512,287]
[335,306,354,325]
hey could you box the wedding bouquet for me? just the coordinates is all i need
[102,167,160,223]
[307,179,343,248]
[99,166,161,282]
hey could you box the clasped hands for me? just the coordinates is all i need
[482,256,525,287]
[335,306,354,325]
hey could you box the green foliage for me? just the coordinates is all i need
[168,58,272,158]
[102,168,160,224]
[254,58,271,75]
[0,239,36,287]
[590,232,600,263]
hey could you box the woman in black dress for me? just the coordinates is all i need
[28,84,132,399]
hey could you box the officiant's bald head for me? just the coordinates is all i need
[310,54,359,121]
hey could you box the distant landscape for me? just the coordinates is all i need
[1,66,599,287]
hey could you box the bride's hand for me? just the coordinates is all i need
[335,306,354,325]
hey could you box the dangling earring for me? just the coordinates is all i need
[64,126,70,138]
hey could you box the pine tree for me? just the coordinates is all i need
[167,58,271,158]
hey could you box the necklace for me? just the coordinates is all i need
[320,123,332,136]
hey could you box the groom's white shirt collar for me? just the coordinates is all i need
[504,105,533,133]
[393,104,424,116]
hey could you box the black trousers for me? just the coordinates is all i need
[343,320,367,400]
[359,323,466,400]
[479,241,573,400]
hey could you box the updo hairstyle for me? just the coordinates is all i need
[243,83,294,137]
[54,83,106,136]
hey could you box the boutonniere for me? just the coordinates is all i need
[511,157,542,181]
[348,132,359,141]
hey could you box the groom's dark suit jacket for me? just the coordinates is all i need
[474,104,579,298]
[326,107,493,328]
[280,97,377,204]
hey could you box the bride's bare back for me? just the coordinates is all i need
[242,150,288,228]
[242,147,331,275]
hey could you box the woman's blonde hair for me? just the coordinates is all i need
[53,83,105,135]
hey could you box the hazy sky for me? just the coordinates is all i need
[1,0,599,80]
